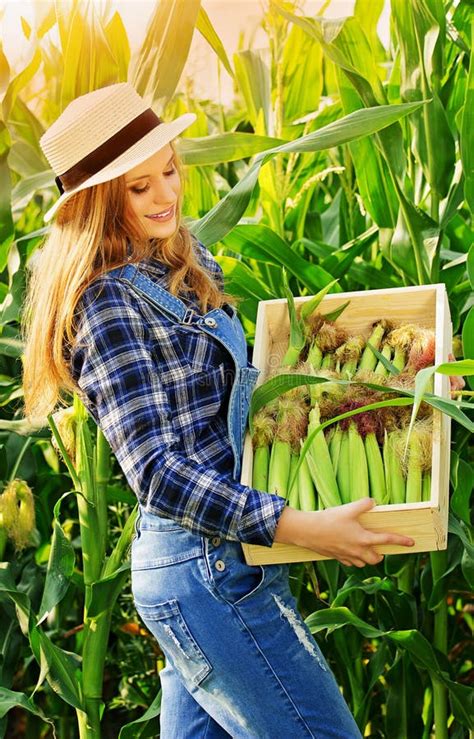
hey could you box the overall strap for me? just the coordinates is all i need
[107,264,197,325]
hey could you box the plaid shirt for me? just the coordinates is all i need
[70,240,286,547]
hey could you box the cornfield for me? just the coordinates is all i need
[0,0,472,736]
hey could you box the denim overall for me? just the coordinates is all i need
[109,263,362,739]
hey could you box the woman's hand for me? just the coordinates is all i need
[274,498,414,567]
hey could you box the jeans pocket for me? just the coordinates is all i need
[135,598,212,687]
[214,541,272,607]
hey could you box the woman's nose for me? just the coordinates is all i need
[152,178,178,204]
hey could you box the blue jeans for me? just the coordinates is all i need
[131,508,362,738]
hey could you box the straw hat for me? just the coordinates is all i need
[39,82,196,223]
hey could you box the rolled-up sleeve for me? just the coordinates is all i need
[71,279,286,547]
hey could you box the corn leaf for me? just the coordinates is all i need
[37,494,76,626]
[223,224,339,293]
[0,687,53,725]
[365,342,401,375]
[178,132,288,166]
[131,0,200,107]
[461,21,474,215]
[118,689,162,739]
[196,5,233,78]
[192,100,425,246]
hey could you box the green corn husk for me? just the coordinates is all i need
[385,430,406,504]
[253,446,270,492]
[365,431,388,505]
[251,407,276,492]
[383,429,392,504]
[329,425,343,476]
[374,343,392,376]
[348,422,370,500]
[288,452,300,509]
[359,320,390,371]
[405,433,423,503]
[321,352,335,370]
[386,323,421,373]
[307,340,323,370]
[297,446,317,511]
[268,439,292,498]
[398,419,433,504]
[336,429,351,505]
[267,391,308,499]
[335,335,366,379]
[306,404,342,509]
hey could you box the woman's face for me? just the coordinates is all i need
[124,143,181,239]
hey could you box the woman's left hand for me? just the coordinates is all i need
[448,352,466,392]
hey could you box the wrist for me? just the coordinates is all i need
[273,506,313,547]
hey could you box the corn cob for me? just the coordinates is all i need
[305,404,342,509]
[358,320,390,371]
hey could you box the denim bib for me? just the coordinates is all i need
[106,263,260,480]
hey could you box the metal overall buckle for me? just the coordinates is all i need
[182,307,195,324]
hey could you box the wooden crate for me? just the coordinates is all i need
[241,284,452,566]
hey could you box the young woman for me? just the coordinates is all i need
[22,82,419,738]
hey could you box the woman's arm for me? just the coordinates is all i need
[71,277,286,548]
[274,498,414,567]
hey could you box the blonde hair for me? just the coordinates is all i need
[21,139,239,427]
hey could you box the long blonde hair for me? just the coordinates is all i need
[21,140,238,427]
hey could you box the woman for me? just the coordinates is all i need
[22,82,419,738]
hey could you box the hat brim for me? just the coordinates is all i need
[43,112,197,223]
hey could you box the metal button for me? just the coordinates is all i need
[204,317,217,328]
[215,559,226,572]
[211,536,221,547]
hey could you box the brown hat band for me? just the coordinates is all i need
[55,108,162,195]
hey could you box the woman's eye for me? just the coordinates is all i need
[130,167,176,194]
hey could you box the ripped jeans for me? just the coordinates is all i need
[131,507,362,738]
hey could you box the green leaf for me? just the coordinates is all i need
[280,268,305,367]
[460,21,474,214]
[234,49,271,132]
[36,631,83,710]
[191,100,426,246]
[88,563,130,619]
[0,688,52,726]
[131,0,200,107]
[305,606,474,727]
[461,307,474,390]
[196,5,233,77]
[118,689,162,738]
[222,224,339,293]
[467,243,474,289]
[321,301,350,322]
[366,342,401,375]
[178,132,287,166]
[450,459,473,527]
[37,495,76,626]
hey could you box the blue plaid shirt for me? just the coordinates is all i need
[70,240,286,547]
